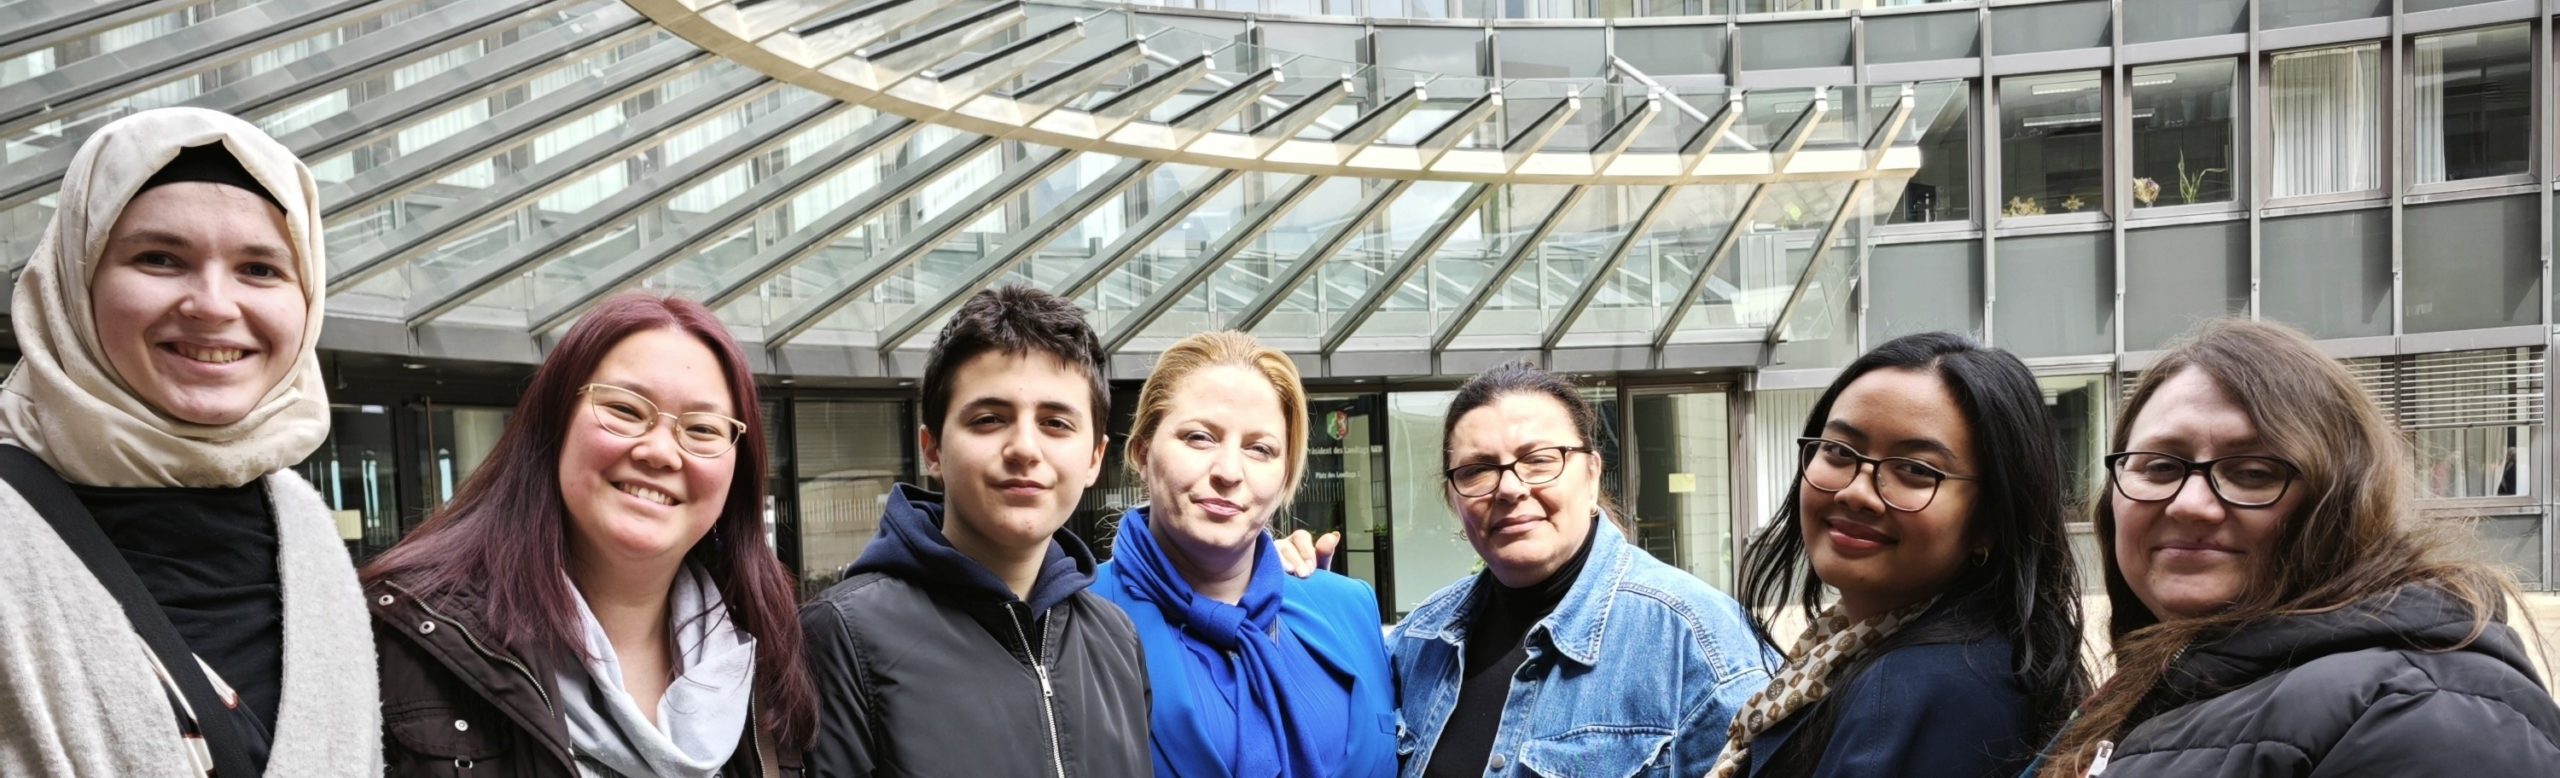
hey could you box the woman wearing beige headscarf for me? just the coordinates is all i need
[0,107,377,776]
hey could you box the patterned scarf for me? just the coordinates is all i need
[1704,596,1941,778]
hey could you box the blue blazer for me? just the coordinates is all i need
[1746,626,2034,778]
[1095,561,1398,778]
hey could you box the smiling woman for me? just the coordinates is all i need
[0,108,377,777]
[361,293,813,777]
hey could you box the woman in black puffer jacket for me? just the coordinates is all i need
[2034,319,2560,777]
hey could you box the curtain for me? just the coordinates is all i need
[2270,45,2381,197]
[2414,37,2449,184]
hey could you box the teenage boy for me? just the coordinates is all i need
[802,286,1149,776]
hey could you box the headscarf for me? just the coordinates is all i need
[0,107,329,488]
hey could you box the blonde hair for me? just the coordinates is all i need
[1126,330,1311,518]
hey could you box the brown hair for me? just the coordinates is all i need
[2038,318,2517,776]
[1126,330,1309,517]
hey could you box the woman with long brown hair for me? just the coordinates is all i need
[2036,318,2560,777]
[362,293,812,776]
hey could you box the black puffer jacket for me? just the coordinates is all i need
[2101,583,2560,776]
[800,484,1149,777]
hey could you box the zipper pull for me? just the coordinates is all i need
[1038,671,1055,699]
[2085,741,2114,777]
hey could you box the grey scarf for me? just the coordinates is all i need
[557,565,757,778]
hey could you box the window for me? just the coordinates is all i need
[2413,25,2531,184]
[1998,71,2106,219]
[2130,59,2237,209]
[1881,83,1970,225]
[2270,44,2382,197]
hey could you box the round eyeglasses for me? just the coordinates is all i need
[579,383,746,459]
[1797,438,1976,513]
[2104,451,2300,508]
[1444,445,1591,498]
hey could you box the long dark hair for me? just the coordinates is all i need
[361,294,815,750]
[2038,318,2516,777]
[1736,332,2087,774]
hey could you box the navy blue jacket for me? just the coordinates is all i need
[1747,609,2034,778]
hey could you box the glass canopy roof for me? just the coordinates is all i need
[0,0,1957,378]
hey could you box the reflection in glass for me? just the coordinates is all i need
[1301,394,1391,614]
[795,399,915,590]
[1631,391,1734,588]
[1998,71,2105,218]
[297,405,401,560]
[2271,44,2382,197]
[2414,25,2531,184]
[1880,85,1970,225]
[2130,59,2237,208]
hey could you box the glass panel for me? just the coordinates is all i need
[2413,24,2531,184]
[2465,514,2544,586]
[1992,233,2113,358]
[1880,83,1970,224]
[1630,390,1734,588]
[1680,180,1851,333]
[417,404,513,511]
[2124,222,2248,350]
[2263,0,2389,29]
[2126,0,2247,44]
[2416,427,2531,499]
[1990,0,2112,55]
[1388,390,1468,616]
[2130,59,2237,209]
[1271,180,1479,340]
[1866,240,1982,341]
[1740,20,1852,71]
[294,404,402,560]
[1375,27,1484,76]
[2404,195,2540,333]
[1614,25,1723,78]
[1864,9,1981,65]
[1570,184,1748,338]
[1497,27,1606,80]
[2270,44,2382,198]
[1139,176,1368,341]
[2040,374,2109,521]
[1358,184,1575,340]
[795,399,915,590]
[2261,209,2393,338]
[1463,185,1664,338]
[1260,22,1362,64]
[1998,70,2105,219]
[1301,394,1390,616]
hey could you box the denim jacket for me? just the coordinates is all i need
[1389,519,1773,778]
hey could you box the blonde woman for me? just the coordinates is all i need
[1093,330,1395,777]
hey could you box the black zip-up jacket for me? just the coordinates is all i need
[2100,583,2560,776]
[800,484,1150,777]
[369,576,798,777]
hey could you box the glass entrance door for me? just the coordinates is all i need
[1628,387,1739,591]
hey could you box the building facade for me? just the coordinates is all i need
[2,0,2549,618]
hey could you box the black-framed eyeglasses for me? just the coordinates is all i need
[578,383,747,459]
[1797,437,1977,513]
[2104,451,2300,508]
[1445,445,1591,498]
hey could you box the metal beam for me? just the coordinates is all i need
[700,133,1000,310]
[0,0,636,212]
[1088,52,1215,133]
[1499,93,1581,172]
[1098,174,1329,353]
[1226,179,1413,332]
[1052,169,1246,301]
[1539,96,1745,350]
[1158,67,1286,144]
[914,19,1086,108]
[526,116,926,335]
[1011,38,1149,108]
[1243,75,1353,157]
[0,0,166,54]
[317,43,714,219]
[1318,183,1496,355]
[874,158,1159,354]
[1325,85,1422,150]
[763,147,1080,348]
[401,100,848,326]
[0,0,379,139]
[1762,91,1914,345]
[798,0,968,55]
[1413,91,1503,171]
[1425,103,1654,353]
[326,68,774,294]
[1427,185,1592,355]
[1650,89,1833,349]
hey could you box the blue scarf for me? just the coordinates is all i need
[1112,507,1348,778]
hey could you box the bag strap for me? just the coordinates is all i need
[0,445,265,777]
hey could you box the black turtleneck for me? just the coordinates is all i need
[75,482,283,750]
[1421,518,1601,778]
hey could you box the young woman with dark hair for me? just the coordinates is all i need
[1715,331,2087,778]
[2034,319,2560,777]
[363,293,812,776]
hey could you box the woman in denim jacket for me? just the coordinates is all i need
[1709,332,2088,778]
[1388,362,1773,778]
